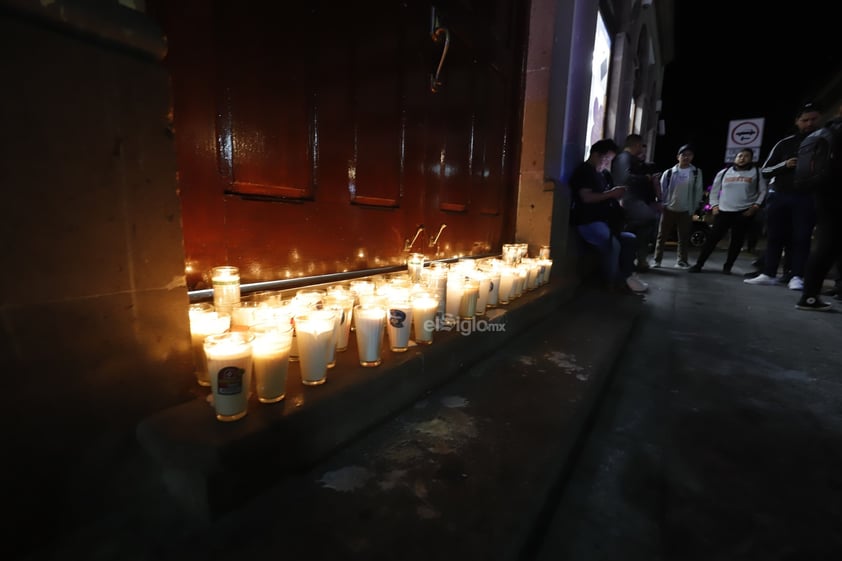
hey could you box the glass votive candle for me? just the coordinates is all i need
[501,244,518,266]
[325,293,355,352]
[445,272,466,320]
[411,293,439,345]
[354,304,386,367]
[249,322,293,404]
[406,253,426,283]
[231,300,264,331]
[386,297,413,352]
[458,278,479,318]
[211,266,240,315]
[294,309,336,385]
[204,331,254,422]
[471,270,490,315]
[188,303,230,387]
[483,268,501,308]
[538,245,551,259]
[423,264,449,318]
[541,258,553,284]
[498,267,516,305]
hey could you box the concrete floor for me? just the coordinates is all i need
[533,249,842,561]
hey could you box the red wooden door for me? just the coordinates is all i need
[152,0,524,289]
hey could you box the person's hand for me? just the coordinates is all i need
[785,157,798,168]
[744,204,760,217]
[711,205,720,215]
[608,186,626,199]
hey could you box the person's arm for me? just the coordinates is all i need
[708,170,724,210]
[754,173,768,206]
[579,185,626,203]
[760,138,790,179]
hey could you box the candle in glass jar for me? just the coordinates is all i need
[212,266,240,315]
[354,305,386,366]
[411,294,438,344]
[294,310,336,385]
[458,279,479,318]
[406,253,426,283]
[250,323,293,403]
[188,304,230,387]
[204,331,254,422]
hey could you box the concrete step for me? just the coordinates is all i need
[149,284,643,560]
[136,277,611,526]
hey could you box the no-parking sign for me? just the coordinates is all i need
[724,118,764,163]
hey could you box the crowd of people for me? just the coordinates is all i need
[569,102,842,310]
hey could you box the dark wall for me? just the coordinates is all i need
[2,3,194,554]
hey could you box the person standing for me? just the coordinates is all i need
[611,134,659,272]
[796,104,842,311]
[569,139,648,294]
[653,144,704,268]
[745,103,822,289]
[688,148,767,273]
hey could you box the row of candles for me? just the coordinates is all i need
[190,247,553,422]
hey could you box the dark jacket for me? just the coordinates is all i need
[611,151,655,203]
[569,163,624,233]
[760,131,812,194]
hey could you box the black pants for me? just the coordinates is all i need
[802,194,842,299]
[695,210,754,269]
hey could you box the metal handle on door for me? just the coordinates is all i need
[430,27,450,93]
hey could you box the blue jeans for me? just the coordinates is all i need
[577,221,636,283]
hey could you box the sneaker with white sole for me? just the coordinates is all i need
[626,274,648,293]
[787,276,804,291]
[744,273,778,286]
[795,296,831,311]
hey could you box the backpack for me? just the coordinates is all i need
[794,118,842,192]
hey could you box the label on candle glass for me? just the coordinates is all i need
[217,366,245,395]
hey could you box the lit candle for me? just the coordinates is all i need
[472,270,490,315]
[204,331,254,422]
[445,272,465,320]
[212,266,240,315]
[458,279,479,318]
[485,269,501,308]
[407,253,426,283]
[250,323,293,403]
[498,267,515,305]
[354,305,386,366]
[294,310,336,385]
[386,298,413,352]
[411,294,438,344]
[188,304,230,387]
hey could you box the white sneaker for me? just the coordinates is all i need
[788,276,804,291]
[743,273,778,286]
[626,274,649,293]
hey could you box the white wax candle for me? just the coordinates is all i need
[295,313,335,385]
[485,271,501,307]
[205,333,253,421]
[412,296,438,344]
[251,327,292,403]
[387,302,413,352]
[189,310,230,386]
[354,306,385,366]
[473,273,490,315]
[212,267,240,314]
[458,281,479,318]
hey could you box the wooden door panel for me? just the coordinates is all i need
[216,2,313,199]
